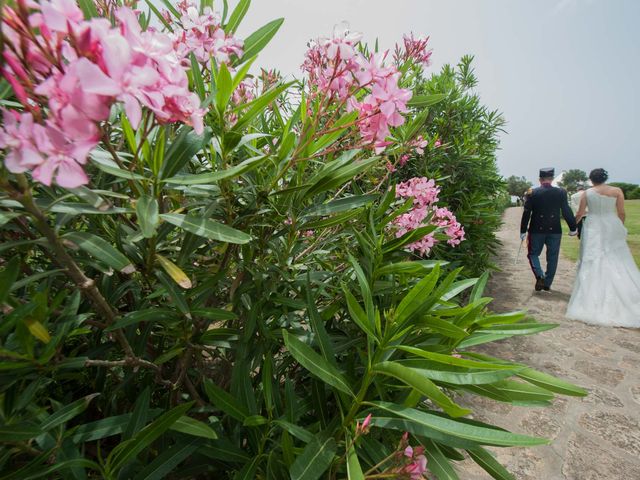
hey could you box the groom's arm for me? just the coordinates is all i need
[560,189,577,231]
[520,192,532,234]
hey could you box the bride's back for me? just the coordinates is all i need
[586,188,618,216]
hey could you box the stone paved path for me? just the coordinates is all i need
[456,207,640,480]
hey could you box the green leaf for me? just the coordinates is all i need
[242,415,268,427]
[273,420,313,443]
[136,195,159,238]
[395,265,440,324]
[0,211,21,228]
[231,57,258,92]
[398,361,521,385]
[346,444,365,480]
[70,414,141,443]
[154,347,185,365]
[300,209,362,230]
[164,155,268,184]
[145,0,173,31]
[169,416,218,439]
[90,153,146,181]
[0,256,20,304]
[369,417,477,450]
[105,309,178,332]
[464,380,554,406]
[234,456,260,480]
[0,423,42,442]
[419,317,468,340]
[376,260,442,277]
[191,308,237,321]
[381,224,437,253]
[41,394,100,432]
[373,362,470,417]
[302,195,377,218]
[123,387,151,441]
[282,330,353,396]
[441,278,478,301]
[470,272,490,302]
[190,53,206,100]
[477,322,558,335]
[225,0,250,33]
[369,402,548,447]
[216,62,233,114]
[63,232,135,274]
[467,447,515,480]
[160,213,251,244]
[517,367,587,396]
[156,271,191,317]
[343,287,375,338]
[10,459,102,480]
[407,93,447,108]
[160,126,212,179]
[289,433,336,480]
[204,380,249,421]
[422,440,460,480]
[77,0,98,18]
[308,111,358,155]
[240,18,284,62]
[134,438,200,480]
[108,402,193,473]
[397,347,517,370]
[233,82,292,132]
[305,156,379,198]
[475,311,528,327]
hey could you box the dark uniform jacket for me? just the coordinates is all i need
[520,184,577,234]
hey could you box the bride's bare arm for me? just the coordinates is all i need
[616,189,626,223]
[575,192,588,223]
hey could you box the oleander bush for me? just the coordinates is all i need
[392,56,507,275]
[0,1,585,479]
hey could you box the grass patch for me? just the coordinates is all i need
[562,199,640,266]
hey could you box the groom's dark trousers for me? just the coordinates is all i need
[527,233,562,287]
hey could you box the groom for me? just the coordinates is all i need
[520,168,578,292]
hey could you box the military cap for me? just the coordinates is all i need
[539,167,554,178]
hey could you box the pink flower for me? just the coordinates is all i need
[385,161,397,173]
[404,455,428,479]
[396,177,440,207]
[39,0,84,33]
[0,110,44,173]
[396,33,432,68]
[434,139,442,148]
[410,135,428,155]
[399,154,410,166]
[170,0,243,64]
[322,23,362,61]
[356,413,372,435]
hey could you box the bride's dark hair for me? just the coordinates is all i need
[589,168,608,184]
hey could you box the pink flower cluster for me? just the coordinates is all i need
[398,445,429,479]
[395,33,433,67]
[0,0,205,188]
[170,0,243,64]
[393,177,465,255]
[433,207,466,246]
[302,26,413,153]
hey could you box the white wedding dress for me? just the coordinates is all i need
[566,189,640,327]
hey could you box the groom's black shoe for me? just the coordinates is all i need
[535,277,545,291]
[542,286,551,292]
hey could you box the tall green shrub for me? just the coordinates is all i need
[397,56,507,275]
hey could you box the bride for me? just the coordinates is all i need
[566,168,640,327]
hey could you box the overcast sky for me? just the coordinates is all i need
[234,0,640,184]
